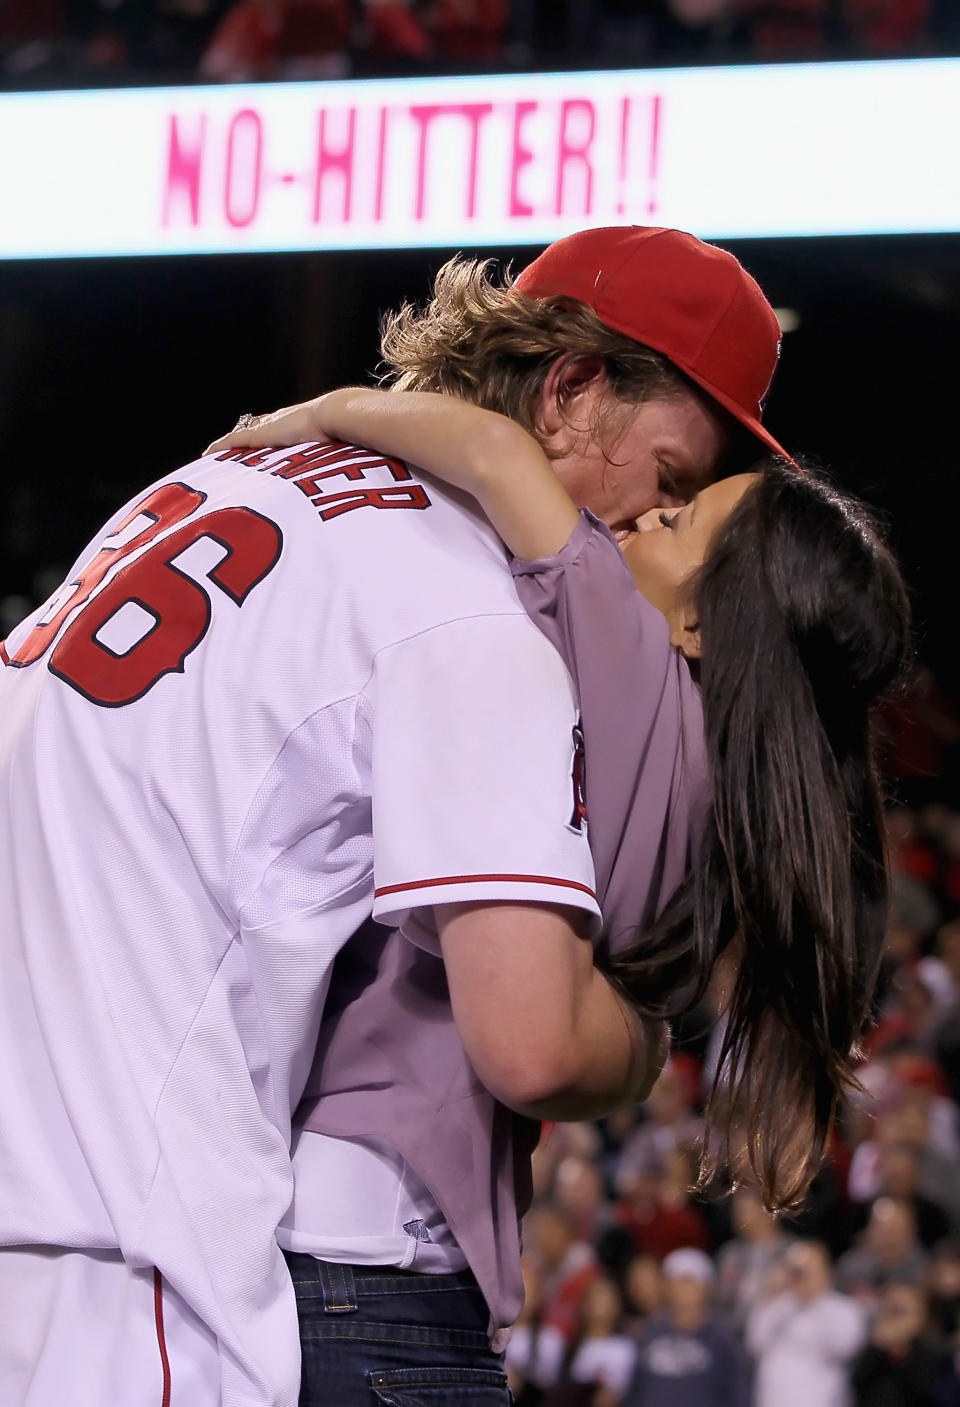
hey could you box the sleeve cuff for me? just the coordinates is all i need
[372,871,602,950]
[509,509,610,578]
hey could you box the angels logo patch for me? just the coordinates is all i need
[569,720,587,832]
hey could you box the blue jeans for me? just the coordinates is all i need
[285,1252,512,1407]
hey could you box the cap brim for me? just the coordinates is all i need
[679,364,794,467]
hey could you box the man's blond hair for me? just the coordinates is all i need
[379,256,690,445]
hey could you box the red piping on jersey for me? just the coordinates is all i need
[375,874,597,901]
[154,1268,171,1407]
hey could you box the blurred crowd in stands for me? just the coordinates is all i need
[502,674,960,1406]
[1,0,960,88]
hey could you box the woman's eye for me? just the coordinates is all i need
[658,511,676,529]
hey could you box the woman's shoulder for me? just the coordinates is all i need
[510,509,673,662]
[510,509,630,582]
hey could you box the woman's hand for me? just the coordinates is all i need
[205,393,349,456]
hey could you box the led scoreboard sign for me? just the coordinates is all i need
[0,58,958,258]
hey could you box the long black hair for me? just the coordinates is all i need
[611,459,911,1209]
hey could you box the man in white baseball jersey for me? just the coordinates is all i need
[0,429,635,1402]
[0,226,784,1406]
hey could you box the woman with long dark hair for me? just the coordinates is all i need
[212,386,911,1211]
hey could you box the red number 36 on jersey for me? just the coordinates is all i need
[1,482,282,708]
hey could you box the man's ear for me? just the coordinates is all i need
[537,355,609,436]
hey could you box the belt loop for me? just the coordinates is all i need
[318,1259,358,1314]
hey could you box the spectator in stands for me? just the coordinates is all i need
[616,1061,703,1194]
[779,1157,847,1258]
[868,967,947,1059]
[747,1239,866,1407]
[9,0,960,86]
[916,959,959,1025]
[624,1248,747,1407]
[0,0,64,77]
[885,1081,960,1212]
[848,1077,960,1231]
[851,1281,957,1407]
[887,806,940,888]
[887,1142,952,1248]
[934,1006,960,1114]
[714,1186,796,1333]
[199,0,277,79]
[508,1272,637,1406]
[836,1197,929,1304]
[933,921,960,997]
[615,1147,710,1263]
[622,1255,665,1336]
[931,925,960,1107]
[544,1275,638,1407]
[849,1141,952,1249]
[533,1123,605,1202]
[554,1155,615,1247]
[928,1239,960,1352]
[361,0,434,66]
[527,1204,602,1343]
[200,0,351,82]
[507,1259,564,1405]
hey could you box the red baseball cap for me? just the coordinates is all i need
[515,225,790,463]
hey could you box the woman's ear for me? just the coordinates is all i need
[672,617,702,660]
[537,355,609,436]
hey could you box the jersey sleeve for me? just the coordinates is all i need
[368,611,601,938]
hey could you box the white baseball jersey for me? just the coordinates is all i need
[0,439,599,1406]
